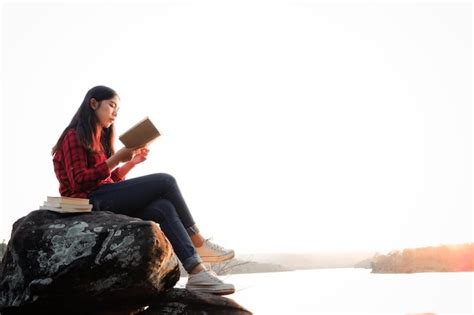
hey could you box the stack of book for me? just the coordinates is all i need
[40,196,93,213]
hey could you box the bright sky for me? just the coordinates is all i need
[1,0,472,255]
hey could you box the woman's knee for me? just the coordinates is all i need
[148,173,177,186]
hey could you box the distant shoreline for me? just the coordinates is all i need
[370,243,474,273]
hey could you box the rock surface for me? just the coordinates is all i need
[143,288,252,314]
[0,210,180,314]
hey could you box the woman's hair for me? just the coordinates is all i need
[52,85,119,157]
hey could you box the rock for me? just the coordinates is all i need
[143,288,252,314]
[0,210,180,314]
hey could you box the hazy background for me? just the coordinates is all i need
[1,0,472,255]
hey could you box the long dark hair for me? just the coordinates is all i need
[52,85,118,157]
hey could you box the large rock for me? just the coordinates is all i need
[144,288,252,314]
[0,210,180,314]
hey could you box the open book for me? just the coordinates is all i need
[119,116,161,148]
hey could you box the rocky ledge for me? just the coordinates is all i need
[0,210,251,314]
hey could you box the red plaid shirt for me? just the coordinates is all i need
[53,128,124,197]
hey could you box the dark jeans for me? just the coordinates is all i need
[88,173,202,272]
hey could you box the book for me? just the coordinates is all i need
[41,196,92,213]
[119,116,161,149]
[40,205,92,213]
[46,196,90,206]
[43,202,92,210]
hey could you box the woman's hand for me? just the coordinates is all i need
[131,146,149,165]
[107,146,149,171]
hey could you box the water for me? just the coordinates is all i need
[177,268,473,314]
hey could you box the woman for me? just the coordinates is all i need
[52,85,235,295]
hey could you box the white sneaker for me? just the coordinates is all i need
[186,269,235,295]
[196,239,235,263]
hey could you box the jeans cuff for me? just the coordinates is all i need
[182,253,202,273]
[186,224,200,236]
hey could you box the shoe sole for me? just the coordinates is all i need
[186,286,235,295]
[200,252,235,263]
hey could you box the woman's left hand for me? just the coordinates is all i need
[131,146,149,165]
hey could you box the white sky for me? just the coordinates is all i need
[1,0,472,255]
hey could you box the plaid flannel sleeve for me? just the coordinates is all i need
[111,168,125,182]
[61,130,111,193]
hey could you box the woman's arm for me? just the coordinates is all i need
[111,147,149,180]
[106,147,134,169]
[112,161,136,180]
[62,130,112,193]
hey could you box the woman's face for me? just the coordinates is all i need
[90,95,120,129]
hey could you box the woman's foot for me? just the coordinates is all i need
[186,269,235,295]
[196,239,235,263]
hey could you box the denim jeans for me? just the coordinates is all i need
[88,173,202,272]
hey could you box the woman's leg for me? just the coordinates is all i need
[89,173,233,263]
[90,173,197,229]
[89,174,235,294]
[137,199,201,272]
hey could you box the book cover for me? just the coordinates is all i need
[43,202,92,210]
[40,206,92,213]
[119,116,161,149]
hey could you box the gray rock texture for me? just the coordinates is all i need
[144,288,252,314]
[0,210,180,314]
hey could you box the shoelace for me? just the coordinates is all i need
[205,238,227,251]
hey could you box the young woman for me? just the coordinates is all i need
[52,85,235,295]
